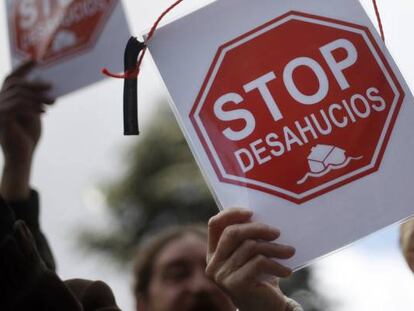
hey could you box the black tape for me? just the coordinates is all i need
[123,37,146,136]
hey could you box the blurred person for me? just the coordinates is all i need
[133,208,302,311]
[0,61,121,310]
[400,218,414,273]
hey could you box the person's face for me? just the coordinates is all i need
[401,220,414,273]
[139,234,236,311]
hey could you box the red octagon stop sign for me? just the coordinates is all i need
[11,0,117,64]
[190,11,405,204]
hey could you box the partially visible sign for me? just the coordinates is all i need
[148,0,414,269]
[6,0,130,97]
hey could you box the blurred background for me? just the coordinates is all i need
[1,1,414,310]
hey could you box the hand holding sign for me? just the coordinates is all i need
[206,208,296,311]
[149,0,414,269]
[0,61,54,201]
[400,219,414,273]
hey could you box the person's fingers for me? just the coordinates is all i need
[211,222,281,266]
[2,77,52,92]
[19,101,48,114]
[253,255,292,278]
[2,86,55,106]
[0,97,47,116]
[7,60,36,79]
[0,98,21,113]
[38,104,47,113]
[3,77,51,92]
[221,240,295,274]
[22,81,51,91]
[212,254,292,297]
[206,238,294,281]
[208,208,253,257]
[237,255,292,282]
[17,86,55,104]
[23,104,46,113]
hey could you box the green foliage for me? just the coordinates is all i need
[82,104,217,259]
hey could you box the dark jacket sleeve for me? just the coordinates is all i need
[0,196,15,238]
[7,190,56,272]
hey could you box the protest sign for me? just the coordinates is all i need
[5,0,130,97]
[148,0,414,269]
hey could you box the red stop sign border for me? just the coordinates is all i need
[190,11,405,204]
[9,0,117,66]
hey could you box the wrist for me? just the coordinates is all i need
[236,295,290,311]
[3,151,34,169]
[1,160,32,201]
[284,298,303,311]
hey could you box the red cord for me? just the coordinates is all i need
[372,0,385,42]
[103,0,385,79]
[102,67,138,79]
[102,0,184,79]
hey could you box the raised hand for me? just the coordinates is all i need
[0,61,55,200]
[206,208,296,311]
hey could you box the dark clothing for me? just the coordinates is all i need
[0,196,15,238]
[5,190,56,271]
[0,192,121,310]
[0,191,72,310]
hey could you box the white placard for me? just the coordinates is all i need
[148,0,414,269]
[5,0,130,97]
